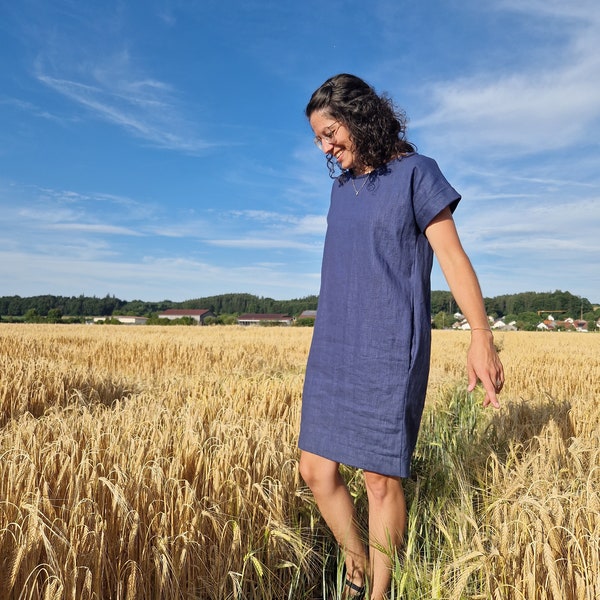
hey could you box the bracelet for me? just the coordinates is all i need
[471,327,492,332]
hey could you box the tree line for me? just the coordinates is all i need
[430,289,597,331]
[0,290,596,325]
[0,293,319,320]
[430,289,595,319]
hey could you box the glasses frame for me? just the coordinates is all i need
[313,121,341,151]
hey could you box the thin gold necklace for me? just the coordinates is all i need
[351,174,369,196]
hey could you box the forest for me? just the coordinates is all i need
[0,290,596,325]
[0,293,318,321]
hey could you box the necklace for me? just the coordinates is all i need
[351,174,369,196]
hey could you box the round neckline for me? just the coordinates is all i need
[350,153,414,179]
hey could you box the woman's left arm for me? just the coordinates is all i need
[425,207,504,408]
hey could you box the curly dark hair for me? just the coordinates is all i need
[306,73,415,177]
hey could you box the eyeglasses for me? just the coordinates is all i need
[313,121,341,151]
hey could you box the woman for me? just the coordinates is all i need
[298,74,504,600]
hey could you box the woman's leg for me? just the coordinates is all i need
[299,451,368,592]
[362,471,406,600]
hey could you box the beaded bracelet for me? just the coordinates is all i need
[471,327,492,332]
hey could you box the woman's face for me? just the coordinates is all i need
[310,110,362,173]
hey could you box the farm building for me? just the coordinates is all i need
[237,313,294,326]
[298,310,317,320]
[92,315,148,325]
[157,309,215,325]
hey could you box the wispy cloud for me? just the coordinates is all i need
[46,223,143,236]
[496,0,599,21]
[0,178,325,299]
[417,67,600,155]
[0,96,77,123]
[228,210,326,235]
[206,238,321,251]
[0,249,321,301]
[5,3,209,152]
[413,3,600,155]
[36,67,211,153]
[454,193,600,299]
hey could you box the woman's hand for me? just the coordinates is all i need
[467,330,504,408]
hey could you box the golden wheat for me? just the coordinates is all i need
[0,325,598,599]
[430,331,600,600]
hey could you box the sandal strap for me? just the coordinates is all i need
[345,578,366,598]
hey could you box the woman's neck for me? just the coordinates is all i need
[351,164,374,176]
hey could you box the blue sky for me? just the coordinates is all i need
[1,0,599,303]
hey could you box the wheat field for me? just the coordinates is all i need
[0,324,598,599]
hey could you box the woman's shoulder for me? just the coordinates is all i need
[390,153,447,178]
[393,152,437,168]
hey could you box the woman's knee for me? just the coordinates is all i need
[299,451,338,490]
[363,471,403,503]
[298,451,314,484]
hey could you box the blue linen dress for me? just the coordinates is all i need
[299,153,460,477]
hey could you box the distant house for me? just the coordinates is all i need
[538,314,556,330]
[157,308,215,325]
[298,310,317,320]
[537,316,588,332]
[92,315,148,325]
[491,320,518,331]
[453,317,495,331]
[237,313,294,326]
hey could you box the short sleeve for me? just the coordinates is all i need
[411,156,461,233]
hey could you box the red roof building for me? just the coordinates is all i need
[157,308,215,325]
[237,313,294,326]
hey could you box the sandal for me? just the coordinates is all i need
[345,578,366,599]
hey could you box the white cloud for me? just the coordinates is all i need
[206,238,321,251]
[0,250,320,301]
[294,214,327,235]
[417,67,600,155]
[229,210,294,222]
[451,193,600,299]
[496,0,600,21]
[148,220,214,239]
[46,223,143,236]
[228,210,326,235]
[35,52,211,153]
[4,185,151,241]
[0,176,325,300]
[414,3,600,155]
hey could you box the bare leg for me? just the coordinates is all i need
[299,451,368,593]
[363,471,406,600]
